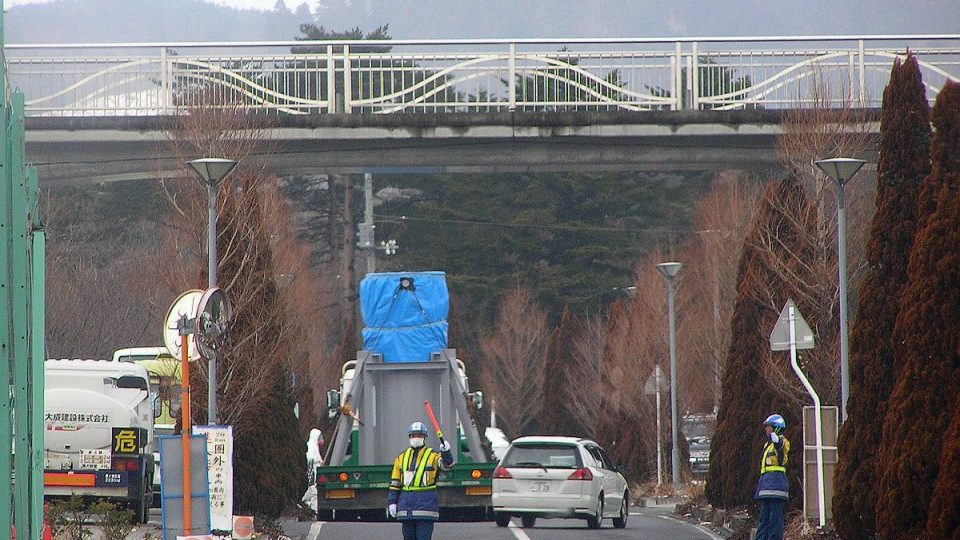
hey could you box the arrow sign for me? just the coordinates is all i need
[770,299,815,351]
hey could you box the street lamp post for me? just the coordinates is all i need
[814,157,865,423]
[188,157,238,425]
[656,261,683,490]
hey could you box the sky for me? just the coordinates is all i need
[4,0,959,39]
[4,0,287,7]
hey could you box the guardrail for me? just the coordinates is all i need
[6,35,959,117]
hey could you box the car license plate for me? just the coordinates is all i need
[530,481,550,492]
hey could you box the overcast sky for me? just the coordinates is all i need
[5,0,959,39]
[4,0,284,7]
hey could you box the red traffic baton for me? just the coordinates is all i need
[423,400,445,446]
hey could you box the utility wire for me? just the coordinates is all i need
[375,213,683,235]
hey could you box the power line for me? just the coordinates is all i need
[375,213,683,235]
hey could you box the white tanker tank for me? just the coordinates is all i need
[43,359,155,523]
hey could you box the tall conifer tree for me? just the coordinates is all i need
[215,172,308,519]
[706,177,818,508]
[875,80,960,540]
[925,397,960,538]
[832,53,930,540]
[541,307,580,436]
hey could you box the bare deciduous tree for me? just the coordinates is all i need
[478,285,548,438]
[42,181,172,359]
[676,172,762,414]
[760,78,875,409]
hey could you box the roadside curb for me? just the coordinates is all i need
[637,496,684,508]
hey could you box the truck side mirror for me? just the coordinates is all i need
[326,389,341,418]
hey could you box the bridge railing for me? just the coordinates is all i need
[5,36,958,117]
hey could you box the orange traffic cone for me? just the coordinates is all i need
[41,501,54,540]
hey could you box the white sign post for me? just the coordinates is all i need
[192,425,234,532]
[770,299,826,528]
[644,365,668,487]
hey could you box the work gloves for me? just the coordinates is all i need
[388,503,397,519]
[439,440,451,452]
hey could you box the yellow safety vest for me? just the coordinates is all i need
[396,447,438,492]
[759,436,789,474]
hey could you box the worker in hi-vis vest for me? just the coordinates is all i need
[387,421,455,540]
[754,413,790,540]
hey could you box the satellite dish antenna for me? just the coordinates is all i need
[163,289,204,361]
[195,287,232,360]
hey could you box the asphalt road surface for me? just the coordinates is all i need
[282,505,723,540]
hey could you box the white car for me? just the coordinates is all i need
[492,436,629,529]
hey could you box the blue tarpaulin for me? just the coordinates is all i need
[360,272,449,362]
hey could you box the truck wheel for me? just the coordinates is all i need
[495,513,510,527]
[133,476,152,524]
[521,515,536,528]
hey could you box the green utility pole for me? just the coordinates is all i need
[0,0,47,537]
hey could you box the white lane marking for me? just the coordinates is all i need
[305,521,324,540]
[508,520,534,540]
[657,514,724,540]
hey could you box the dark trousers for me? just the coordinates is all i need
[755,498,785,540]
[401,519,435,540]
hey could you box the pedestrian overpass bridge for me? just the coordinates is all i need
[11,35,957,185]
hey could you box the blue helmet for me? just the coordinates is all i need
[408,421,429,437]
[763,414,786,433]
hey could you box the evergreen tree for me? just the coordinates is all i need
[832,53,930,540]
[925,397,960,538]
[705,177,818,509]
[540,307,578,436]
[214,173,308,519]
[875,80,960,540]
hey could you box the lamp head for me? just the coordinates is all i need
[656,262,683,279]
[188,158,238,184]
[814,157,865,187]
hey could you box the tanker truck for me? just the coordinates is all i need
[43,359,155,523]
[314,272,496,521]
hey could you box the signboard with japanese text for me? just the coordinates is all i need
[112,427,146,455]
[79,449,110,470]
[193,425,234,532]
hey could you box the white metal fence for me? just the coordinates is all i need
[6,36,958,117]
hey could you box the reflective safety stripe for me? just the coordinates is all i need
[757,489,789,498]
[401,448,437,491]
[407,510,440,518]
[414,448,431,485]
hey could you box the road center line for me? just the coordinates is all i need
[508,520,534,540]
[305,521,324,540]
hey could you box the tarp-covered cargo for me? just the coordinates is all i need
[360,271,449,362]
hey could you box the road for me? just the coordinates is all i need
[114,503,721,539]
[281,505,722,540]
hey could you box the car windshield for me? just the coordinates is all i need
[502,444,581,469]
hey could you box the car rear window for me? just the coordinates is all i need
[501,444,581,469]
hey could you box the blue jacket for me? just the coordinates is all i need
[387,445,455,521]
[754,433,789,500]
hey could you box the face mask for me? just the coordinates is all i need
[410,437,425,448]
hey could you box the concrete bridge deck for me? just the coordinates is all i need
[27,109,878,185]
